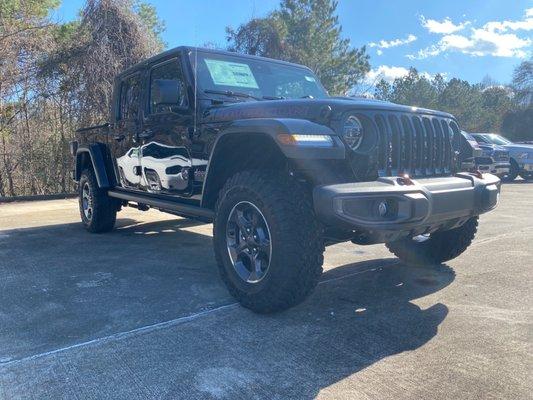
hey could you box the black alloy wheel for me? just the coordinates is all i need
[226,201,272,283]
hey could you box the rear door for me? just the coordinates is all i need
[113,72,143,189]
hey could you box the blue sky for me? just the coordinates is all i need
[54,0,532,86]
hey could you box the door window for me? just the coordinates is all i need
[119,74,141,121]
[149,59,188,114]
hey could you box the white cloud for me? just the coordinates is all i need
[407,43,446,60]
[420,16,470,34]
[376,49,383,56]
[365,66,410,84]
[364,66,445,85]
[369,34,417,49]
[410,8,533,59]
[468,29,530,57]
[482,11,533,33]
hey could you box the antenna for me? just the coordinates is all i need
[194,47,198,136]
[193,24,198,137]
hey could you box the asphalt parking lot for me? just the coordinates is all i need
[0,181,531,400]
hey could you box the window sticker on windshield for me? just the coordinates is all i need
[204,59,259,89]
[304,76,316,82]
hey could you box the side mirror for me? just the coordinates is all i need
[153,79,181,106]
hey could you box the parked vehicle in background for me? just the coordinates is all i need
[459,131,484,172]
[70,46,501,313]
[460,132,510,178]
[472,133,533,181]
[476,143,510,178]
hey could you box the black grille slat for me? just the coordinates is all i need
[421,118,432,175]
[401,116,415,174]
[412,116,425,176]
[375,115,390,176]
[432,119,444,173]
[388,116,400,175]
[440,120,452,173]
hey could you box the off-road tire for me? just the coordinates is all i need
[386,217,478,266]
[79,168,117,233]
[213,171,324,313]
[503,159,519,182]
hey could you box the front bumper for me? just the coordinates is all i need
[314,173,500,243]
[478,162,510,176]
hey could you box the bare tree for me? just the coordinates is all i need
[512,60,533,107]
[0,0,164,196]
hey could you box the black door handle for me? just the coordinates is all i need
[113,134,125,141]
[138,130,154,139]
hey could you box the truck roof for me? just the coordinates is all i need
[117,46,312,79]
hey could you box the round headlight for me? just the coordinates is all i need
[342,115,364,150]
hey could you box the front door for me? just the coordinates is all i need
[139,57,194,197]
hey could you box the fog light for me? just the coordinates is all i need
[378,201,388,217]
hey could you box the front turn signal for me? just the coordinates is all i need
[277,134,333,147]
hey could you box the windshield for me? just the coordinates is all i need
[190,50,328,100]
[461,131,475,141]
[482,134,512,145]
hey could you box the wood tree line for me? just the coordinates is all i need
[0,0,531,197]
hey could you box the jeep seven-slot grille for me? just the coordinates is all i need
[374,112,459,177]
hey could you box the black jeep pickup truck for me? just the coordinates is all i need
[71,46,500,313]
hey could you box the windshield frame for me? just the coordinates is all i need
[188,49,329,101]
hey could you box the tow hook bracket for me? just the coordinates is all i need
[397,174,414,186]
[471,170,483,179]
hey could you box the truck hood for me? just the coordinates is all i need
[504,143,533,151]
[478,143,507,152]
[201,97,454,124]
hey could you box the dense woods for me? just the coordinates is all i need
[0,0,531,197]
[0,0,163,197]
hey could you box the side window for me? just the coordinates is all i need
[119,74,141,121]
[149,58,188,114]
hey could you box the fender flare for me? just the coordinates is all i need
[211,118,343,160]
[201,118,345,208]
[75,143,115,188]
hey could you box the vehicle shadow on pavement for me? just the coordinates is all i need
[1,217,454,399]
[204,260,454,399]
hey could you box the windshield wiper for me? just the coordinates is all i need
[204,89,262,101]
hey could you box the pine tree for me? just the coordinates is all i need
[227,0,370,95]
